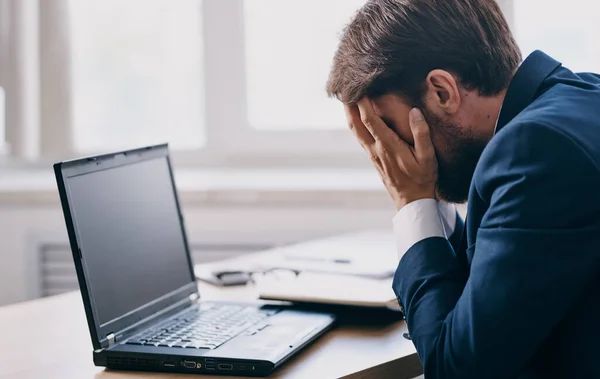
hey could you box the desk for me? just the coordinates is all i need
[0,263,422,379]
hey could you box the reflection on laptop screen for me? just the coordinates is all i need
[66,157,194,326]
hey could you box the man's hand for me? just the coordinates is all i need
[345,98,438,210]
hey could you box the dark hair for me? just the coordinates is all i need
[326,0,522,105]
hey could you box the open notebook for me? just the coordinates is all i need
[256,272,401,312]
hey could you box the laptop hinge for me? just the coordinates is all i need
[106,333,116,347]
[189,293,199,303]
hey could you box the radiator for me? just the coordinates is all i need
[36,242,272,298]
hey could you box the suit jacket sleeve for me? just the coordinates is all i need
[393,123,600,379]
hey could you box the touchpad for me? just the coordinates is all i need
[254,323,315,344]
[205,322,319,360]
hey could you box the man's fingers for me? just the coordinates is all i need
[409,108,436,164]
[344,104,375,147]
[356,98,399,142]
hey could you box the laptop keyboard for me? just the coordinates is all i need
[125,303,271,350]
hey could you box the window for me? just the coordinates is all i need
[68,0,204,152]
[1,0,369,164]
[243,0,366,130]
[512,0,600,72]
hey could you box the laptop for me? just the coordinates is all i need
[53,144,336,376]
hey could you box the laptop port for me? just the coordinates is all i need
[206,364,216,370]
[162,361,176,367]
[182,360,196,369]
[218,363,233,371]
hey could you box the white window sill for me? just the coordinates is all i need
[0,168,391,207]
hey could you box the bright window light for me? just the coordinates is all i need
[68,0,204,152]
[514,0,600,72]
[243,0,366,130]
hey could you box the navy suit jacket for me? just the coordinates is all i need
[393,50,600,379]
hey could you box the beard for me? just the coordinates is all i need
[422,109,487,204]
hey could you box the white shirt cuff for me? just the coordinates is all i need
[393,199,456,259]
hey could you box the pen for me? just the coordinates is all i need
[286,257,352,264]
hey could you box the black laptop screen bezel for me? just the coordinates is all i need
[54,144,199,350]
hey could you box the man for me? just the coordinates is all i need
[326,0,600,378]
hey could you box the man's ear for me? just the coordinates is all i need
[423,69,461,115]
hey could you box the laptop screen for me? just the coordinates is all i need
[65,156,194,326]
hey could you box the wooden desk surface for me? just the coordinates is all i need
[0,274,421,379]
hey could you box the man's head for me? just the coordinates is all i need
[327,0,521,203]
